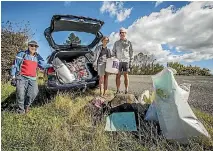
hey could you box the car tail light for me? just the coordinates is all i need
[47,67,55,75]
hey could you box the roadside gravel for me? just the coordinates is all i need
[108,75,213,115]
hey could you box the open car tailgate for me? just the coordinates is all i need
[44,15,104,50]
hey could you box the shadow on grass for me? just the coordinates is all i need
[1,85,55,112]
[1,91,16,112]
[1,84,98,113]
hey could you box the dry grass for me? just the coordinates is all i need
[1,81,213,151]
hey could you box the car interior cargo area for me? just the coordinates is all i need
[47,51,98,87]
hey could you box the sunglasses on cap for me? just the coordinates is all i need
[29,44,38,48]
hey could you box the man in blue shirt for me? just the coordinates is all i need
[11,40,52,114]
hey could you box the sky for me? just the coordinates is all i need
[1,1,213,73]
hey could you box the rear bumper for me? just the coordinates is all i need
[45,80,98,91]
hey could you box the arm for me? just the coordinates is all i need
[93,45,102,66]
[107,48,112,58]
[129,41,134,66]
[11,52,24,78]
[11,59,18,79]
[37,54,52,69]
[93,46,99,63]
[111,42,116,57]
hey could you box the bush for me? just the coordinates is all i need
[1,21,34,81]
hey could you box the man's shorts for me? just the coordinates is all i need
[98,62,106,76]
[119,62,129,73]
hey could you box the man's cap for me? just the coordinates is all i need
[28,40,39,47]
[120,27,127,33]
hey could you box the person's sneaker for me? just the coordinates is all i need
[125,90,128,94]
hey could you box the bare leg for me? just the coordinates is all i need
[99,76,104,96]
[103,72,109,96]
[116,72,121,93]
[124,72,129,93]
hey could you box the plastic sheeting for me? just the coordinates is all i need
[145,102,158,121]
[145,67,210,142]
[52,57,76,83]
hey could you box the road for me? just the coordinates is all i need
[108,75,213,115]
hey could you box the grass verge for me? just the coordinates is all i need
[1,82,213,151]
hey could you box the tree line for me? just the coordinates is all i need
[130,52,212,76]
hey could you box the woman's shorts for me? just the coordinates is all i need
[98,62,106,76]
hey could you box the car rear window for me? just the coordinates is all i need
[52,31,95,46]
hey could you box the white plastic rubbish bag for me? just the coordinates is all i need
[52,57,76,83]
[147,67,210,142]
[145,102,158,122]
[105,57,119,74]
